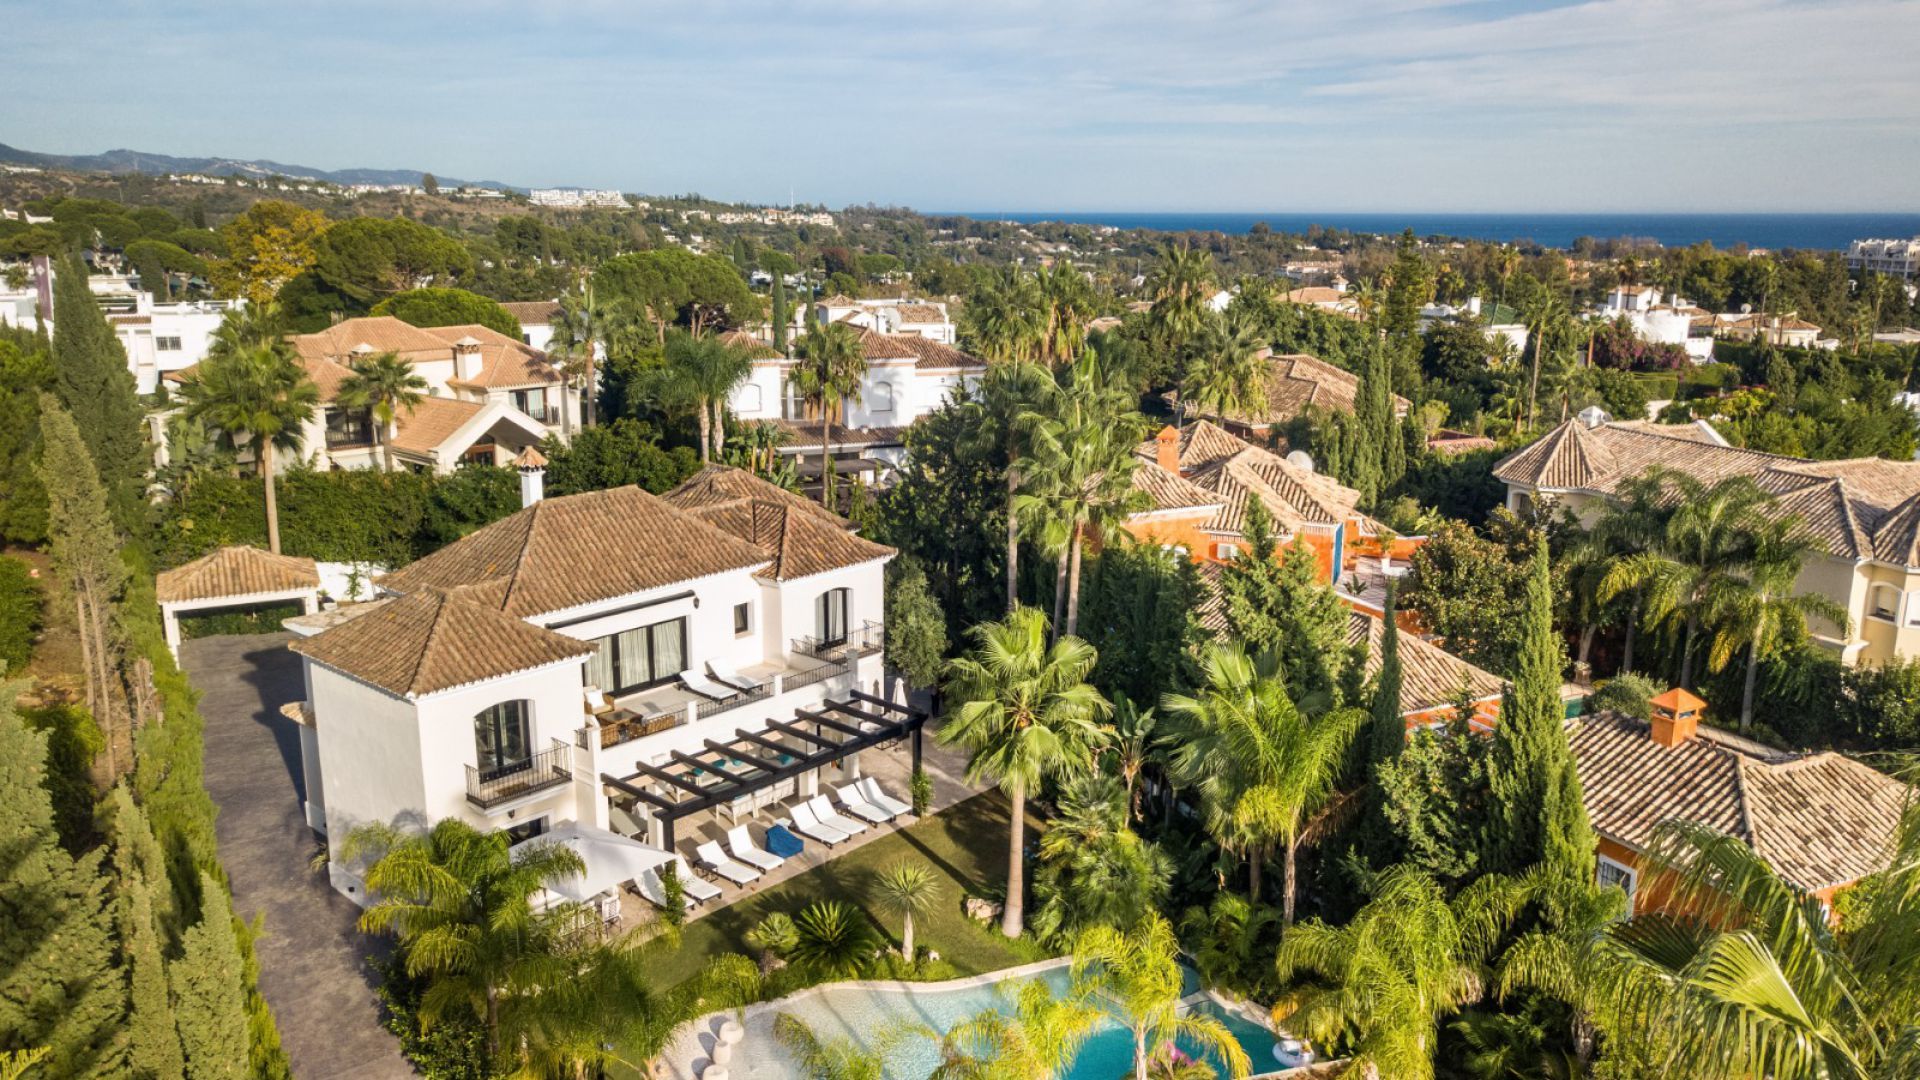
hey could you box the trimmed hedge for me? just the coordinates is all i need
[177,601,306,640]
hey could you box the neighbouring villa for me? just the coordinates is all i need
[281,457,931,912]
[1497,410,1920,663]
[1178,350,1411,443]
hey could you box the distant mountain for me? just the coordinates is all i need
[0,142,517,190]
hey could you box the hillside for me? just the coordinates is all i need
[0,141,512,190]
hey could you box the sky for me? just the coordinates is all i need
[3,0,1917,213]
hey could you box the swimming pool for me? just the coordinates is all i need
[666,960,1296,1080]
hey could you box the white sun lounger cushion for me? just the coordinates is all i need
[834,784,894,824]
[635,868,698,912]
[809,795,867,835]
[695,841,760,885]
[708,660,765,693]
[672,857,722,902]
[679,670,737,702]
[726,826,784,872]
[858,777,913,817]
[789,801,849,845]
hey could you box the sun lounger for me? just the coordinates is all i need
[678,669,737,702]
[695,841,760,885]
[858,777,913,817]
[633,867,699,912]
[809,794,867,835]
[788,801,849,846]
[708,659,766,693]
[673,856,722,903]
[726,825,785,872]
[834,784,895,824]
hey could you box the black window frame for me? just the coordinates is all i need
[817,588,850,647]
[473,699,532,781]
[589,616,689,696]
[733,602,752,636]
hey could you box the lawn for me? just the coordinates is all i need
[651,791,1055,988]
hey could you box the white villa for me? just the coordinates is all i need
[0,261,243,392]
[1598,285,1715,364]
[806,296,957,345]
[284,460,913,905]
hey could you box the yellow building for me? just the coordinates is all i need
[1496,415,1920,665]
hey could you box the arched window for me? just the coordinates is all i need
[473,700,531,780]
[869,380,895,413]
[1869,584,1901,622]
[737,384,764,413]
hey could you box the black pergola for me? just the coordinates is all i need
[600,691,925,851]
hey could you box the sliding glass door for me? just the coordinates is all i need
[584,617,688,695]
[473,700,531,781]
[817,588,849,647]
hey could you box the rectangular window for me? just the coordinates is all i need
[512,387,552,424]
[734,602,752,636]
[156,336,182,351]
[817,588,850,647]
[1596,856,1637,909]
[503,817,548,845]
[1870,586,1900,622]
[473,700,531,780]
[587,617,688,695]
[1217,542,1240,561]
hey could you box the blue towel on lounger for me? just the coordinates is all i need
[765,824,804,858]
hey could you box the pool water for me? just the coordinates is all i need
[700,962,1286,1080]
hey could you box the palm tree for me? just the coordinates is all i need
[1275,867,1515,1080]
[1037,259,1097,363]
[872,861,941,961]
[1146,241,1216,351]
[179,338,319,554]
[1161,646,1364,920]
[548,284,618,427]
[940,606,1110,938]
[1106,693,1158,822]
[337,818,591,1063]
[1031,775,1172,945]
[511,931,664,1080]
[917,979,1103,1080]
[1703,514,1845,733]
[774,1014,883,1080]
[791,320,867,509]
[1494,865,1634,1070]
[651,330,754,462]
[964,362,1055,613]
[1600,473,1770,689]
[336,350,428,473]
[965,267,1045,363]
[790,900,881,980]
[1180,307,1267,425]
[1521,292,1566,430]
[1575,808,1920,1078]
[1073,913,1253,1080]
[1581,471,1674,674]
[1180,893,1282,1000]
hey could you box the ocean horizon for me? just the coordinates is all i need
[937,211,1920,252]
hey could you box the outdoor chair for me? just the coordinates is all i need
[808,794,867,835]
[678,669,738,702]
[788,800,849,846]
[833,783,895,824]
[858,777,913,817]
[726,825,785,872]
[695,841,760,885]
[632,867,699,912]
[708,659,766,694]
[673,856,722,903]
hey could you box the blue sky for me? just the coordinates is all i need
[3,0,1916,212]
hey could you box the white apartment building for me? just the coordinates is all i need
[529,189,629,209]
[808,296,957,345]
[0,261,244,391]
[283,462,901,901]
[1599,285,1715,364]
[1847,237,1920,277]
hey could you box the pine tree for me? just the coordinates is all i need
[771,273,789,356]
[0,680,128,1077]
[171,872,248,1080]
[1487,534,1590,876]
[50,254,144,511]
[1221,502,1353,707]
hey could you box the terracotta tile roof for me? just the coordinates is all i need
[421,324,561,390]
[1133,420,1368,538]
[718,330,783,360]
[290,587,594,698]
[1570,712,1910,892]
[156,546,319,603]
[1132,419,1248,473]
[292,316,453,364]
[1129,461,1222,514]
[1495,420,1920,566]
[378,485,773,618]
[1285,286,1350,305]
[164,353,358,404]
[1211,352,1411,426]
[664,466,893,581]
[892,303,948,324]
[1427,430,1498,455]
[817,294,859,307]
[498,300,562,325]
[1346,611,1503,716]
[850,328,985,370]
[390,396,487,456]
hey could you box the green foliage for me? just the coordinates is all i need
[20,704,102,854]
[883,557,947,690]
[1219,514,1355,707]
[372,955,491,1080]
[1401,509,1543,676]
[1178,893,1282,1000]
[372,287,521,338]
[122,873,184,1080]
[909,769,933,817]
[171,873,250,1080]
[0,332,54,544]
[176,601,305,640]
[1393,446,1508,527]
[789,901,881,980]
[1376,721,1497,889]
[51,255,144,517]
[310,217,472,308]
[1589,672,1660,721]
[541,420,699,497]
[1030,776,1171,946]
[0,556,41,672]
[1074,543,1203,704]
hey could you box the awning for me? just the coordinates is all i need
[510,821,675,902]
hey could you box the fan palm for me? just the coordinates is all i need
[1161,646,1364,920]
[1106,693,1159,822]
[1074,913,1253,1080]
[965,267,1046,363]
[791,320,868,508]
[548,284,617,427]
[1275,867,1516,1080]
[336,350,428,473]
[179,337,319,554]
[941,606,1110,937]
[906,979,1102,1080]
[962,361,1055,612]
[337,818,591,1063]
[1146,241,1216,351]
[650,330,755,462]
[1031,775,1172,945]
[1180,307,1267,425]
[1037,259,1097,363]
[1703,514,1845,733]
[872,861,942,961]
[508,930,664,1080]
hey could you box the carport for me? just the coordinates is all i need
[155,546,322,658]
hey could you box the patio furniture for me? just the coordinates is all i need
[632,868,698,912]
[678,669,738,702]
[808,794,867,835]
[858,777,913,817]
[673,856,722,903]
[788,800,849,846]
[708,659,766,693]
[764,823,805,858]
[583,686,615,718]
[726,825,785,872]
[833,783,895,824]
[695,841,761,886]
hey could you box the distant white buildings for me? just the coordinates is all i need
[807,296,956,345]
[529,189,629,209]
[711,208,836,228]
[1420,296,1530,357]
[1847,237,1920,278]
[0,263,242,392]
[1596,285,1716,364]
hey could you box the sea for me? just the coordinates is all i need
[940,212,1920,252]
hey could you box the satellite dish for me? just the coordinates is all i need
[1285,450,1316,473]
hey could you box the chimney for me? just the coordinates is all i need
[1155,425,1181,475]
[1648,687,1706,748]
[453,335,483,380]
[516,445,548,507]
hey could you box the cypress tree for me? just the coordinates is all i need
[171,872,248,1080]
[108,784,177,937]
[1362,584,1407,865]
[1488,533,1589,876]
[0,681,128,1076]
[771,273,789,356]
[123,875,184,1080]
[50,255,144,510]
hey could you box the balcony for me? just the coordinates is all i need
[791,620,884,664]
[465,740,571,810]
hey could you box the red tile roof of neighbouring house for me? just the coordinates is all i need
[157,546,319,604]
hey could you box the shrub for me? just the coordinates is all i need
[373,954,491,1080]
[1590,672,1661,721]
[177,601,305,640]
[0,554,41,671]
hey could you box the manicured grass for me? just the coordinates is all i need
[651,791,1054,988]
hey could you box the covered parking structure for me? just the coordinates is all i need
[601,690,926,853]
[155,546,322,658]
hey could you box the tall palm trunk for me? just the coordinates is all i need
[583,349,597,427]
[900,911,915,960]
[1133,1029,1150,1080]
[1679,615,1699,689]
[1577,625,1596,673]
[1740,638,1760,734]
[1003,780,1027,938]
[261,438,282,555]
[1283,839,1300,925]
[383,415,398,473]
[1050,552,1069,638]
[1004,466,1020,613]
[819,409,833,508]
[696,407,712,464]
[1622,599,1640,672]
[711,400,727,460]
[1064,532,1086,638]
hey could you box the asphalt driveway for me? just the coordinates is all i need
[180,632,413,1079]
